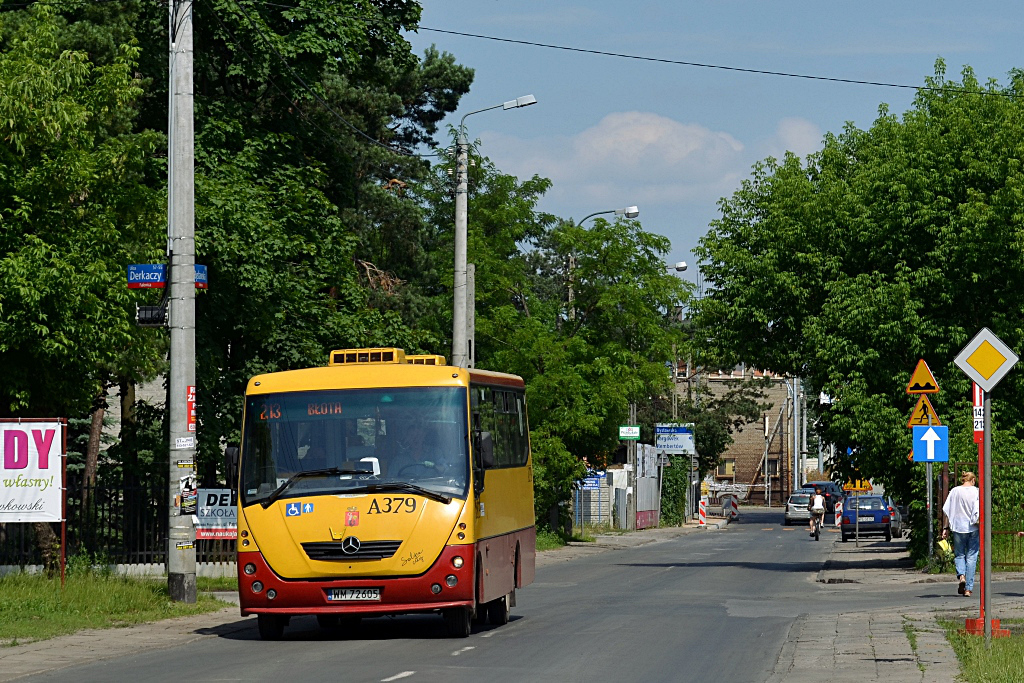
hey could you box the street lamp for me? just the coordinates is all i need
[566,206,640,322]
[452,95,537,368]
[577,206,640,225]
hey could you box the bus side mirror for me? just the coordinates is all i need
[224,446,239,489]
[474,431,494,494]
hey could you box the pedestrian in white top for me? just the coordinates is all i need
[941,471,980,597]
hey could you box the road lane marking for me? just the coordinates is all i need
[381,673,415,681]
[451,646,475,656]
[761,527,775,530]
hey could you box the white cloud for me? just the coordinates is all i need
[481,111,746,210]
[767,117,823,160]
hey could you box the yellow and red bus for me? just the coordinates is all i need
[230,348,535,639]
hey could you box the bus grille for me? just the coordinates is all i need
[302,540,403,561]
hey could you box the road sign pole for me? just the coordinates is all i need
[927,411,933,561]
[983,389,992,645]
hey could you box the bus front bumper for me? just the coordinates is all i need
[237,545,475,617]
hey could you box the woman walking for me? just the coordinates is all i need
[941,471,980,597]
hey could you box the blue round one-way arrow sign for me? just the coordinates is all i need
[912,425,949,462]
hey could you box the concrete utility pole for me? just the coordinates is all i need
[452,128,469,367]
[628,402,637,531]
[167,0,197,603]
[452,96,536,368]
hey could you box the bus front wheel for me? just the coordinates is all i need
[442,607,472,637]
[257,614,287,640]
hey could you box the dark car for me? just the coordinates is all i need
[840,495,892,542]
[805,481,844,513]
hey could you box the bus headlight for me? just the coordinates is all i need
[431,583,442,594]
[252,581,264,593]
[267,589,277,600]
[452,556,464,568]
[244,563,257,575]
[445,575,458,587]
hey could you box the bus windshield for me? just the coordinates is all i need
[241,386,468,507]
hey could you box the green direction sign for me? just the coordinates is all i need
[618,425,640,440]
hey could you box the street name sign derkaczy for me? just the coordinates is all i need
[906,359,940,394]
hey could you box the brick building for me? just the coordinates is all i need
[677,367,819,505]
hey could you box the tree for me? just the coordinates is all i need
[0,5,165,419]
[695,62,1024,527]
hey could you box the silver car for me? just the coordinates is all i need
[784,493,812,525]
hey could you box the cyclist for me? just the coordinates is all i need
[808,486,827,538]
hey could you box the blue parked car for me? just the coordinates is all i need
[840,495,892,542]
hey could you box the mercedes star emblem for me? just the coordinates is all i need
[341,536,361,554]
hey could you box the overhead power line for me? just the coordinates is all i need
[414,26,1014,99]
[253,1,1013,100]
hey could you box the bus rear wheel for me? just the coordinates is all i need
[486,591,512,626]
[442,607,472,637]
[257,614,287,641]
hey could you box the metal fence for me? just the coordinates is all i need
[952,461,1024,568]
[0,471,233,567]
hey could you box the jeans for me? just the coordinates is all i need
[952,529,980,591]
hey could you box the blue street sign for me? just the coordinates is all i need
[194,264,208,289]
[127,264,208,289]
[912,425,949,462]
[127,264,166,289]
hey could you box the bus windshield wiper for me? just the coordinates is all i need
[260,468,372,508]
[360,482,453,505]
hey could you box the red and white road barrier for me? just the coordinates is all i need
[698,498,707,527]
[835,501,843,527]
[728,497,739,519]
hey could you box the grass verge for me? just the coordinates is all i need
[197,576,238,592]
[535,527,596,551]
[0,571,226,647]
[941,617,1024,683]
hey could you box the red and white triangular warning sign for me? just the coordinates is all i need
[906,395,942,428]
[906,359,940,394]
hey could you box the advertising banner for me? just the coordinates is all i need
[194,488,237,539]
[1,420,64,522]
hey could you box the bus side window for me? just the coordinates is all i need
[475,386,497,468]
[512,392,528,466]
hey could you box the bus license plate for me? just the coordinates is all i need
[327,588,381,601]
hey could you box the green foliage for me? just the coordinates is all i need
[0,5,165,417]
[696,63,1024,557]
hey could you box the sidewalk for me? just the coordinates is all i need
[774,530,1024,682]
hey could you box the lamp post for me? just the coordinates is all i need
[666,261,687,421]
[452,94,537,368]
[567,207,640,322]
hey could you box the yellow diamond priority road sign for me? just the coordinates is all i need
[954,327,1019,393]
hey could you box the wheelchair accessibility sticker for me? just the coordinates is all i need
[286,502,314,517]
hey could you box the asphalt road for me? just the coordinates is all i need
[24,509,999,683]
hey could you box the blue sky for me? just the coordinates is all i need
[405,1,1023,284]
